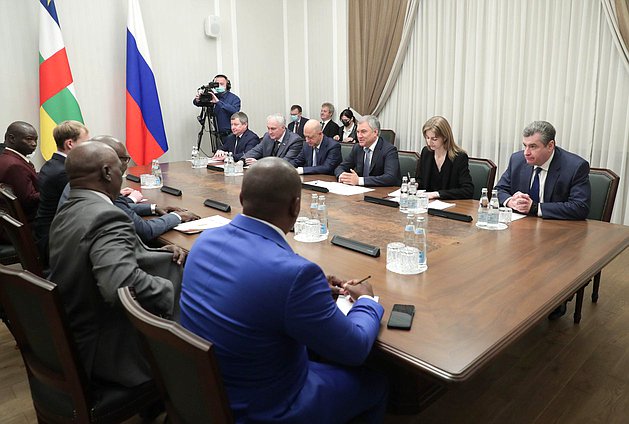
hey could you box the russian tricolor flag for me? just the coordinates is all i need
[126,0,168,165]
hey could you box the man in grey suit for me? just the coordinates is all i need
[49,141,186,388]
[243,113,303,165]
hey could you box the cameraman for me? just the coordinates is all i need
[194,74,241,138]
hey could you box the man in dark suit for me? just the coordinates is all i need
[35,120,90,264]
[335,115,402,187]
[49,141,186,387]
[193,74,241,138]
[287,104,308,137]
[291,119,342,175]
[495,120,590,220]
[180,157,387,423]
[243,113,303,165]
[0,121,39,221]
[212,111,259,162]
[320,102,340,138]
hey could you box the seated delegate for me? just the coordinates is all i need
[419,116,474,199]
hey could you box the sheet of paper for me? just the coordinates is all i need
[336,295,380,315]
[174,215,231,234]
[308,180,374,196]
[427,200,455,210]
[511,212,527,221]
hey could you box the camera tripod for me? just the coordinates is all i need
[196,105,222,154]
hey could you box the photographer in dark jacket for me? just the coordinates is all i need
[193,74,241,137]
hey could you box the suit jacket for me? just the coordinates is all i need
[334,138,402,187]
[49,189,182,387]
[194,91,241,133]
[35,152,67,262]
[219,128,259,162]
[418,146,474,199]
[291,136,342,175]
[180,214,384,422]
[287,116,308,137]
[322,120,340,138]
[495,146,591,219]
[243,130,303,163]
[0,149,39,221]
[114,196,181,243]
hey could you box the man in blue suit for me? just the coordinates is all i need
[243,113,303,165]
[495,120,590,220]
[335,115,402,187]
[212,112,259,162]
[290,119,342,175]
[180,157,387,423]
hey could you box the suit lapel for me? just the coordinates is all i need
[544,148,562,202]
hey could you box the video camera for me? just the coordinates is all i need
[196,81,220,106]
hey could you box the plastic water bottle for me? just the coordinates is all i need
[191,145,199,168]
[317,195,328,235]
[310,194,319,219]
[404,213,415,246]
[408,178,418,213]
[399,177,409,213]
[487,189,500,228]
[415,215,427,268]
[151,159,163,188]
[224,152,235,176]
[477,188,489,227]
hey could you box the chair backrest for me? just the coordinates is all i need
[118,287,233,424]
[0,185,30,225]
[587,167,619,222]
[398,150,420,179]
[380,129,396,146]
[0,213,43,276]
[340,143,354,162]
[468,157,497,200]
[0,265,93,421]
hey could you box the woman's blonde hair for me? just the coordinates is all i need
[421,116,464,161]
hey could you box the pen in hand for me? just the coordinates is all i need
[345,275,371,286]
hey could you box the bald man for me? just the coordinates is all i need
[180,157,387,423]
[290,119,342,175]
[0,121,39,221]
[49,141,185,388]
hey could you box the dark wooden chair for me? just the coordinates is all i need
[0,185,20,266]
[0,213,43,277]
[572,167,620,323]
[118,286,233,424]
[0,266,160,423]
[468,157,497,200]
[398,150,421,179]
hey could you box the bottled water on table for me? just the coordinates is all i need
[310,194,319,219]
[477,187,489,227]
[399,176,409,213]
[404,213,415,246]
[317,195,328,235]
[150,159,163,188]
[414,215,427,268]
[408,178,418,212]
[224,153,235,176]
[487,189,500,228]
[191,145,199,168]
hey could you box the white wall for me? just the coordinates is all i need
[1,0,349,167]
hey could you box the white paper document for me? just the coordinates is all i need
[336,295,380,315]
[427,200,455,210]
[307,180,375,196]
[174,215,231,234]
[511,212,527,221]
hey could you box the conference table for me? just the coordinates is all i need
[127,161,629,387]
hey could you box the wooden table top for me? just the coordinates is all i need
[128,161,629,382]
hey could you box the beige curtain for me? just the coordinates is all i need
[348,0,409,115]
[602,0,629,71]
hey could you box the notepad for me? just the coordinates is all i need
[174,215,231,234]
[307,180,375,196]
[336,295,380,315]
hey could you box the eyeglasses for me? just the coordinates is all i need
[119,156,131,164]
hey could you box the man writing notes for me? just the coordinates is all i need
[335,115,402,187]
[495,120,590,220]
[291,119,342,175]
[180,158,387,423]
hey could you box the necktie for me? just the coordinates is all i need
[321,121,325,131]
[312,148,318,166]
[530,167,542,203]
[363,147,371,177]
[271,141,280,157]
[234,137,239,151]
[294,122,299,133]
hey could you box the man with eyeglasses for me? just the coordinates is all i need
[35,120,90,264]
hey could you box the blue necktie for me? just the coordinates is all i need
[530,167,542,203]
[312,148,318,166]
[363,147,371,177]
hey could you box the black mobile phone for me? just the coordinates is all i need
[387,304,415,330]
